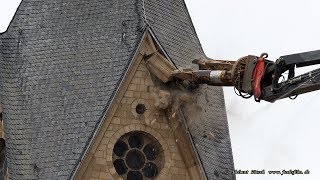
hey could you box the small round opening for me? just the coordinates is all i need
[125,150,145,170]
[136,104,146,115]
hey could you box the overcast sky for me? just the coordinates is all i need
[185,1,320,180]
[1,1,320,180]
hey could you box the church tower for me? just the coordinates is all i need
[0,1,235,179]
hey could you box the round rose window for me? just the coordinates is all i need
[112,131,164,180]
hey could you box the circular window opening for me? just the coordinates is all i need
[135,104,146,115]
[113,131,165,180]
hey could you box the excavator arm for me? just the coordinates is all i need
[172,50,320,102]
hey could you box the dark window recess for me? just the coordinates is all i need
[113,159,128,175]
[135,104,146,115]
[113,140,128,157]
[128,134,143,149]
[125,150,145,170]
[127,171,143,180]
[143,144,157,161]
[142,162,158,178]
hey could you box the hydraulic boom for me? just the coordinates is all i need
[172,50,320,102]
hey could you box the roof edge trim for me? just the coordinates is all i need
[147,26,178,68]
[178,108,208,179]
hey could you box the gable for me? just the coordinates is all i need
[74,32,203,179]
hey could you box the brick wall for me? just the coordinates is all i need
[81,61,190,180]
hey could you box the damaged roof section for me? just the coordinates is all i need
[0,0,235,179]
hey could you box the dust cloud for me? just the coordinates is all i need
[151,89,172,110]
[151,87,202,126]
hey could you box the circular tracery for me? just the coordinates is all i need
[112,131,164,180]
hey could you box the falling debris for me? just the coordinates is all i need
[183,103,202,125]
[201,131,216,140]
[209,132,215,139]
[151,119,157,125]
[171,112,176,118]
[178,92,194,103]
[150,86,203,128]
[152,89,172,110]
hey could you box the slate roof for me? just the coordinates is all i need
[189,86,236,180]
[0,0,235,179]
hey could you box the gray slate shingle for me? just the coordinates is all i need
[189,86,236,180]
[144,0,205,67]
[0,0,235,179]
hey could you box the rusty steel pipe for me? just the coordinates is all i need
[172,69,233,86]
[193,70,233,86]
